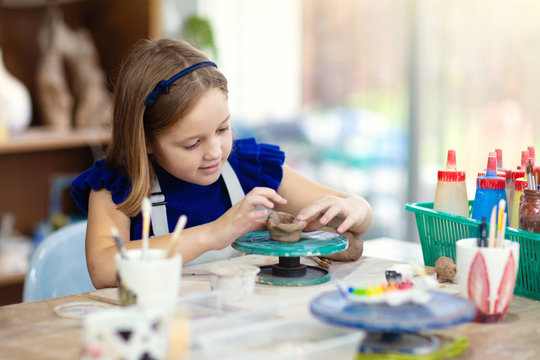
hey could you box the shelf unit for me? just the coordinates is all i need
[0,0,162,305]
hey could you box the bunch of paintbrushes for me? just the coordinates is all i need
[526,159,537,190]
[478,199,506,248]
[110,197,187,260]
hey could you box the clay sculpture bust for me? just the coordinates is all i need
[266,211,306,242]
[434,256,456,283]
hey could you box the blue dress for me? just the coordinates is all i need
[71,138,285,240]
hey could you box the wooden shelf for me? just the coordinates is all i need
[0,271,25,287]
[0,127,110,154]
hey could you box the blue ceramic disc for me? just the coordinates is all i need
[232,230,348,257]
[310,290,476,333]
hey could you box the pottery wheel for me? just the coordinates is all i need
[232,230,347,286]
[310,290,476,354]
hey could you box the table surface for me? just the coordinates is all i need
[1,241,539,360]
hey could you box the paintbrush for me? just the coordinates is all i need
[309,256,331,269]
[165,215,187,259]
[141,197,152,260]
[527,160,535,190]
[478,216,488,247]
[110,226,127,259]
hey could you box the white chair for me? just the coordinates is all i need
[23,220,95,302]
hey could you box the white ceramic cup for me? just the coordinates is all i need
[456,238,520,323]
[115,249,182,306]
[81,306,171,360]
[208,263,260,295]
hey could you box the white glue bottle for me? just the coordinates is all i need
[434,150,469,217]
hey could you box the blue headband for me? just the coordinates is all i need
[144,61,218,106]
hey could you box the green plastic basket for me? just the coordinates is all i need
[405,200,540,301]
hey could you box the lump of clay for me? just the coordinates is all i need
[267,211,306,242]
[435,256,456,283]
[321,233,364,261]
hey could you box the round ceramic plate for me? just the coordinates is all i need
[54,301,112,319]
[310,290,476,333]
[232,230,348,257]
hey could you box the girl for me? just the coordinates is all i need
[72,38,372,289]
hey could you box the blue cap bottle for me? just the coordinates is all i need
[471,153,508,224]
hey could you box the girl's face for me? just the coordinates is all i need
[148,88,233,186]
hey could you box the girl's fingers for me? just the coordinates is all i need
[245,194,276,210]
[250,208,268,220]
[250,219,268,232]
[246,188,287,209]
[296,201,329,222]
[319,205,341,226]
[336,216,357,233]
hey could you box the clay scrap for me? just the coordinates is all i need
[266,211,306,242]
[434,256,456,283]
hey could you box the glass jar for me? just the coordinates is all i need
[519,189,540,233]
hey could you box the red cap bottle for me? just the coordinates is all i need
[434,150,469,217]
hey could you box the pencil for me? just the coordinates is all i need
[141,197,152,260]
[497,199,506,248]
[498,213,507,248]
[488,205,497,248]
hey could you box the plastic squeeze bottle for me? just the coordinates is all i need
[471,153,508,224]
[495,148,513,197]
[434,150,469,217]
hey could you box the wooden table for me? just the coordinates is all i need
[1,254,539,359]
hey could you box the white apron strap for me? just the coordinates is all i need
[221,161,245,206]
[150,179,169,237]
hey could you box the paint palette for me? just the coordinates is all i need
[340,276,439,306]
[341,281,427,306]
[232,230,347,286]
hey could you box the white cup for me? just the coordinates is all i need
[115,249,182,306]
[81,306,171,360]
[208,263,260,295]
[456,238,520,323]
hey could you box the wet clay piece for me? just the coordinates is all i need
[267,212,307,242]
[435,256,456,283]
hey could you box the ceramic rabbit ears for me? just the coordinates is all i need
[144,61,217,106]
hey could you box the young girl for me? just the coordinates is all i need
[72,38,372,289]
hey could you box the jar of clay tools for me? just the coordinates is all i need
[519,189,540,234]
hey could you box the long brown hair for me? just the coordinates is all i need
[106,38,228,216]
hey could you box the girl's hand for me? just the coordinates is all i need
[211,187,287,249]
[295,195,371,235]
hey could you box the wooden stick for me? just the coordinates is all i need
[141,197,151,260]
[165,215,187,258]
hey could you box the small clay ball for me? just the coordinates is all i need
[266,211,306,242]
[435,256,456,283]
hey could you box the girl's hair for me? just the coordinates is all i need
[105,38,228,217]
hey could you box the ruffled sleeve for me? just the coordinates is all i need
[228,138,285,193]
[71,159,131,214]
